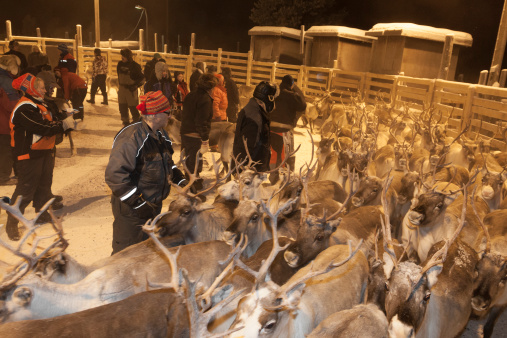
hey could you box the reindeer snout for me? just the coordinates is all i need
[471,296,490,313]
[341,168,349,176]
[481,186,495,200]
[407,211,424,227]
[284,250,300,268]
[352,196,364,207]
[223,231,237,245]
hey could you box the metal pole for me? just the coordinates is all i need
[94,0,100,47]
[488,0,507,85]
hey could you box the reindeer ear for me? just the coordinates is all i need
[327,218,342,232]
[425,265,443,289]
[13,287,33,307]
[286,283,305,308]
[383,252,395,280]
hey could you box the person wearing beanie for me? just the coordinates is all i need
[117,48,144,127]
[143,53,164,85]
[5,40,27,74]
[222,67,240,123]
[189,61,206,92]
[171,71,188,119]
[268,74,306,183]
[105,90,188,254]
[0,55,22,186]
[5,73,77,241]
[54,67,87,120]
[144,61,173,105]
[57,43,77,73]
[180,73,217,191]
[87,48,108,105]
[212,73,227,122]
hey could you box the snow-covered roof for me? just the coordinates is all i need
[248,26,312,41]
[305,26,376,43]
[366,23,473,47]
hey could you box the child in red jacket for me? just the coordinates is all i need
[55,67,87,120]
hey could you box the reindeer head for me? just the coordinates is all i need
[351,176,383,208]
[479,168,507,201]
[397,172,420,205]
[223,200,264,256]
[157,196,213,237]
[472,252,507,314]
[406,188,459,228]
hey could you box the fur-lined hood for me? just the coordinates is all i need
[0,55,20,75]
[155,61,170,81]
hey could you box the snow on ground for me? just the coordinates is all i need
[0,91,503,336]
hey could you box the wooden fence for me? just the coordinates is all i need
[3,20,507,150]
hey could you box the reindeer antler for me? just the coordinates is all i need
[0,197,68,290]
[471,186,491,254]
[379,173,398,269]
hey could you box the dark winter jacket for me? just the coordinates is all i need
[180,87,213,141]
[58,52,77,73]
[5,49,28,73]
[233,98,271,172]
[270,84,306,132]
[105,120,184,209]
[10,94,67,160]
[143,58,164,83]
[225,77,239,108]
[117,60,144,90]
[0,68,20,102]
[189,69,203,92]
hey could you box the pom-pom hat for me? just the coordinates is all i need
[137,91,171,115]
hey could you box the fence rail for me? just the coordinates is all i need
[3,20,507,151]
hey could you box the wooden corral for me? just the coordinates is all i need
[305,26,376,71]
[366,23,473,80]
[248,26,312,65]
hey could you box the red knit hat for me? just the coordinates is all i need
[137,91,171,115]
[12,73,41,97]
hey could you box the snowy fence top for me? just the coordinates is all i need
[305,26,376,43]
[248,26,313,41]
[366,23,473,47]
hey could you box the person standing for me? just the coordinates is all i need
[171,71,188,118]
[87,48,108,105]
[180,73,217,191]
[0,55,21,186]
[144,61,173,105]
[189,61,205,92]
[4,40,27,74]
[212,73,227,122]
[233,81,279,172]
[54,67,87,120]
[57,44,77,73]
[222,67,240,123]
[269,75,306,182]
[105,91,187,254]
[6,73,77,240]
[27,45,49,74]
[117,48,144,127]
[143,53,164,84]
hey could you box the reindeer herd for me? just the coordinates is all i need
[1,92,507,337]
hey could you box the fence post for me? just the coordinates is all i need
[76,25,83,46]
[186,33,195,85]
[391,75,399,108]
[437,35,454,80]
[164,44,167,54]
[246,50,253,87]
[326,69,333,91]
[427,78,436,107]
[478,70,488,85]
[462,85,475,132]
[139,29,144,51]
[36,27,41,46]
[499,69,507,87]
[108,38,112,49]
[154,33,158,52]
[271,62,277,83]
[6,20,12,41]
[107,47,112,78]
[217,48,222,73]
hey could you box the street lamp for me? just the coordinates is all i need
[135,5,148,50]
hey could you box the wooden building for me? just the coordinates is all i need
[305,26,376,71]
[366,23,473,80]
[248,26,312,65]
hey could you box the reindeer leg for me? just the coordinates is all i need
[68,131,75,156]
[483,305,506,338]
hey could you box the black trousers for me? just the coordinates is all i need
[90,74,108,103]
[181,135,203,177]
[7,151,55,226]
[111,194,161,255]
[270,129,295,171]
[0,134,14,181]
[119,103,140,126]
[71,87,88,120]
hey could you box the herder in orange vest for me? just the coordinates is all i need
[5,73,77,241]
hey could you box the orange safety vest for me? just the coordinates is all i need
[10,96,56,160]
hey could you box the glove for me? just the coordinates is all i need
[171,167,187,186]
[200,140,209,154]
[132,196,156,219]
[62,116,77,131]
[128,85,138,92]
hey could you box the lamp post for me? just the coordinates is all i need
[135,5,148,51]
[94,0,100,47]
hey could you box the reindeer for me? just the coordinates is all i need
[470,204,507,338]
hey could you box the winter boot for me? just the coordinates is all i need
[101,93,108,105]
[35,210,53,224]
[6,216,21,241]
[119,104,130,126]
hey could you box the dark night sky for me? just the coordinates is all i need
[1,0,505,82]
